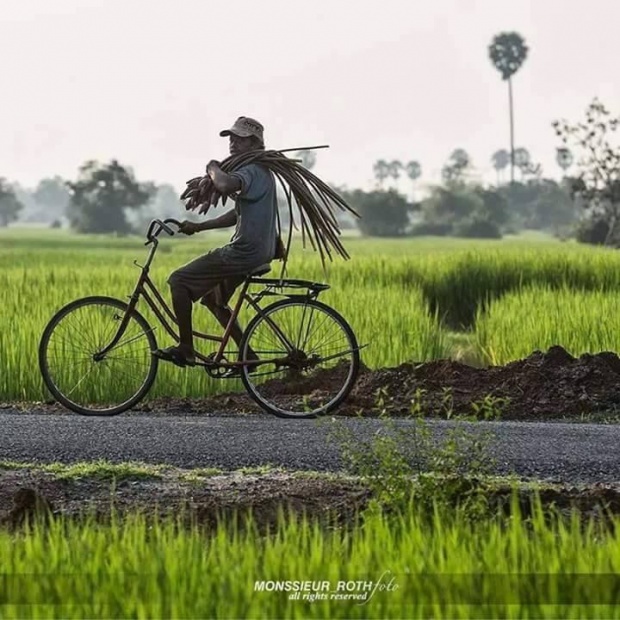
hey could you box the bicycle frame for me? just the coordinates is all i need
[95,219,326,370]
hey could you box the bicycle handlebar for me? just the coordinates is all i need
[145,218,182,245]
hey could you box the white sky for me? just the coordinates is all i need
[1,0,618,193]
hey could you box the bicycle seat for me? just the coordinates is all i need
[249,263,271,278]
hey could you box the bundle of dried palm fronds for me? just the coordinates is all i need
[180,147,359,267]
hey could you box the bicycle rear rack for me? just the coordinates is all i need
[248,277,330,298]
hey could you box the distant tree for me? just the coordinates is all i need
[294,150,317,171]
[388,160,402,188]
[33,176,70,221]
[372,159,390,187]
[405,160,422,200]
[441,148,471,184]
[66,160,155,234]
[556,147,573,175]
[342,188,412,237]
[405,160,421,183]
[513,147,530,178]
[488,32,529,183]
[0,178,23,226]
[553,98,620,246]
[422,184,483,226]
[500,178,576,231]
[417,183,508,239]
[510,148,543,181]
[491,149,510,185]
[476,187,510,228]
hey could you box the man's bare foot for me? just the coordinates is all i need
[152,345,196,367]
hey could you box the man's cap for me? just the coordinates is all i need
[219,116,264,144]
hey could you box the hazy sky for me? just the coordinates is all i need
[2,0,619,194]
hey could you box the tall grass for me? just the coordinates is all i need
[414,246,620,328]
[7,230,620,327]
[0,246,444,402]
[1,500,620,618]
[6,229,620,402]
[475,285,620,365]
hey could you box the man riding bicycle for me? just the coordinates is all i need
[153,116,277,368]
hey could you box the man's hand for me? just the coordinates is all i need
[178,220,202,236]
[205,160,241,196]
[206,160,221,176]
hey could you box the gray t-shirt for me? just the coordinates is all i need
[225,163,277,267]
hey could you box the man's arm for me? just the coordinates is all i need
[206,161,242,195]
[196,209,237,231]
[179,210,237,235]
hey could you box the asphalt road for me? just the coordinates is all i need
[0,411,618,484]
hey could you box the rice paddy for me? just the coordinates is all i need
[3,228,620,402]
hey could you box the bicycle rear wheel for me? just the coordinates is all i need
[38,296,158,416]
[239,299,360,418]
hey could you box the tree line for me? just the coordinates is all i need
[2,30,619,246]
[0,102,615,246]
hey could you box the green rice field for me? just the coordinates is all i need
[2,500,620,618]
[477,286,620,365]
[4,227,620,402]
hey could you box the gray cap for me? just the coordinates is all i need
[219,116,265,145]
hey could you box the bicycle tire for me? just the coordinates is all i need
[239,298,360,418]
[38,296,159,416]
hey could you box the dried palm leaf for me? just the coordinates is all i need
[181,146,359,270]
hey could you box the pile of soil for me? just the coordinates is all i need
[143,346,620,421]
[347,346,620,420]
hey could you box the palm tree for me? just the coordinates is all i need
[405,160,421,198]
[491,149,510,185]
[388,160,402,188]
[442,148,471,183]
[513,147,531,179]
[488,32,529,183]
[450,149,470,169]
[405,160,421,183]
[556,147,573,175]
[372,159,390,188]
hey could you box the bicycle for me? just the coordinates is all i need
[38,219,362,419]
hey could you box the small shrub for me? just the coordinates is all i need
[327,388,499,520]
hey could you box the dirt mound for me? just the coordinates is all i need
[345,346,620,419]
[143,346,620,420]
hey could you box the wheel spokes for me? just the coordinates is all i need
[243,302,356,416]
[43,301,156,412]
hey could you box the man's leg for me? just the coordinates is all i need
[156,251,244,365]
[202,295,259,360]
[167,270,196,360]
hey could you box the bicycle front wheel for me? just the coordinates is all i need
[38,296,158,416]
[239,299,360,418]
